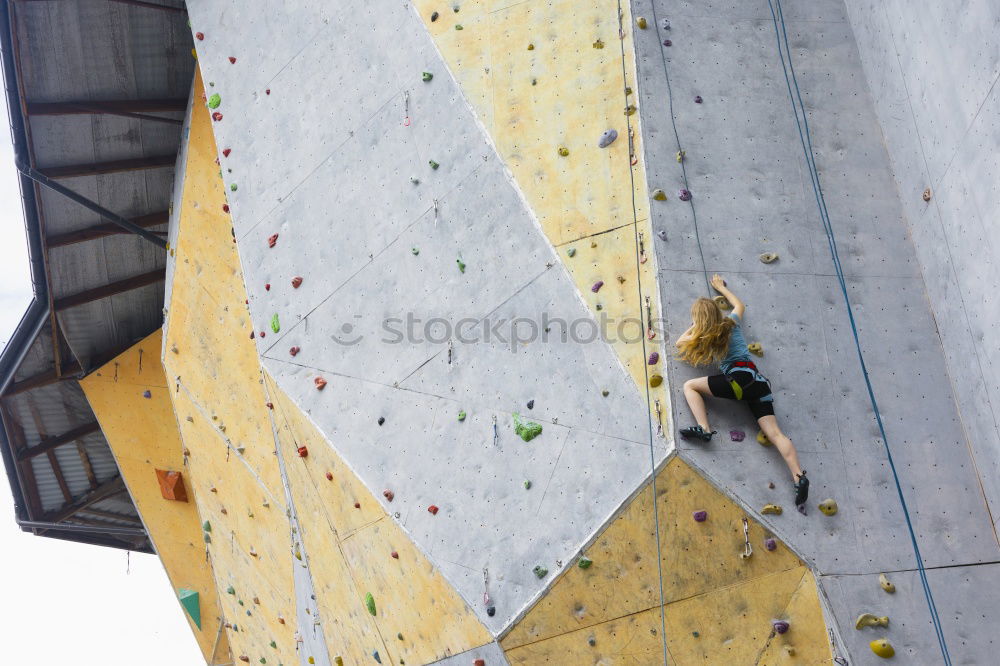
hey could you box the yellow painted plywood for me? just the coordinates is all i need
[756,569,833,665]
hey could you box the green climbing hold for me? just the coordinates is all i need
[270,314,280,333]
[458,410,467,421]
[178,589,202,629]
[422,72,433,82]
[523,480,532,490]
[513,413,543,442]
[455,24,463,30]
[457,258,466,273]
[270,641,277,649]
[429,160,440,170]
[365,592,377,616]
[204,533,212,543]
[411,247,419,255]
[578,557,593,569]
[397,633,403,641]
[532,565,548,578]
[260,659,266,665]
[230,183,238,191]
[567,247,576,257]
[227,586,235,595]
[202,520,211,532]
[207,93,221,109]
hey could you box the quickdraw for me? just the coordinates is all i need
[740,517,753,559]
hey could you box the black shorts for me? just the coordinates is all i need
[708,370,775,420]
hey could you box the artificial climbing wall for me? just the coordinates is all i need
[631,0,1000,662]
[842,0,1000,530]
[80,331,230,664]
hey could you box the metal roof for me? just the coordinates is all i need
[0,0,192,552]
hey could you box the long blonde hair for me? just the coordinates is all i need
[676,298,735,366]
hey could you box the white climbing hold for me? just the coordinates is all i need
[759,252,779,264]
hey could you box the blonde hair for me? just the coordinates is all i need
[675,298,736,366]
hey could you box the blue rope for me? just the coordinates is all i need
[765,0,952,662]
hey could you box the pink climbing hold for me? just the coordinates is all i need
[678,189,692,201]
[291,276,303,289]
[663,39,672,46]
[259,331,265,338]
[195,32,204,41]
[265,88,271,95]
[228,56,236,64]
[765,538,777,551]
[591,281,604,293]
[428,505,439,515]
[268,234,278,248]
[693,510,708,522]
[391,551,399,559]
[289,346,300,356]
[314,377,327,390]
[383,490,394,502]
[266,402,273,409]
[223,148,232,157]
[212,112,223,121]
[326,472,333,481]
[730,430,745,442]
[648,352,659,365]
[772,620,790,634]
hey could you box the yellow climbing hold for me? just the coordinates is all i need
[593,39,604,49]
[784,646,795,656]
[748,342,764,357]
[636,17,648,29]
[625,104,637,116]
[855,613,889,630]
[714,295,733,310]
[870,639,895,658]
[652,189,667,201]
[818,498,839,516]
[761,503,783,515]
[335,658,344,666]
[649,374,663,388]
[676,150,686,162]
[757,430,773,446]
[759,252,780,264]
[527,43,534,50]
[879,573,896,593]
[558,147,569,157]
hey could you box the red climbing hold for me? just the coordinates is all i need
[265,89,271,95]
[391,551,399,559]
[250,332,255,339]
[314,377,327,390]
[223,204,230,213]
[475,660,486,666]
[239,657,249,663]
[265,283,271,291]
[297,446,309,458]
[268,234,278,248]
[223,148,232,157]
[291,276,303,289]
[259,331,265,338]
[266,402,273,409]
[212,112,223,121]
[354,502,361,509]
[228,56,236,64]
[383,490,394,502]
[195,32,205,41]
[289,346,300,356]
[427,505,439,515]
[325,472,333,481]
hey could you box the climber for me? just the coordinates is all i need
[674,274,809,505]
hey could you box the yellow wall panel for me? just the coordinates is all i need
[80,331,229,664]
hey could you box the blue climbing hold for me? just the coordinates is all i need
[598,129,618,148]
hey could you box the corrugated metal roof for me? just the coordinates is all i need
[0,0,192,552]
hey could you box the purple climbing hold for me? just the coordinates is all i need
[648,352,659,365]
[764,538,777,551]
[143,390,152,399]
[598,129,618,148]
[678,189,692,201]
[692,510,708,522]
[694,95,703,103]
[591,281,604,293]
[663,39,672,47]
[772,620,790,634]
[730,430,745,442]
[797,504,808,516]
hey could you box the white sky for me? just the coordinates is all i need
[0,95,203,661]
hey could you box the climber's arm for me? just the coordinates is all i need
[711,274,745,319]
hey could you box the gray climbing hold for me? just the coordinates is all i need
[657,229,667,241]
[431,11,439,21]
[532,565,548,578]
[598,129,618,148]
[661,18,671,30]
[567,247,576,257]
[377,416,385,426]
[526,399,534,409]
[759,252,779,264]
[372,650,381,664]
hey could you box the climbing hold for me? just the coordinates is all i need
[265,88,270,95]
[879,573,896,593]
[692,510,708,522]
[663,39,672,46]
[747,342,764,356]
[354,502,360,509]
[676,150,685,162]
[759,252,779,264]
[648,352,659,365]
[430,11,439,21]
[566,247,576,257]
[202,521,211,532]
[598,129,618,148]
[757,430,772,446]
[625,104,637,116]
[601,389,609,397]
[268,234,278,248]
[411,247,419,255]
[764,538,777,551]
[922,187,932,202]
[291,276,303,289]
[678,189,692,201]
[587,636,596,647]
[314,377,327,390]
[527,43,534,50]
[249,547,257,557]
[784,646,795,656]
[595,304,603,311]
[155,469,188,502]
[289,346,300,356]
[227,586,235,595]
[203,533,212,543]
[593,39,604,49]
[365,592,377,616]
[377,416,385,426]
[513,413,543,441]
[652,189,667,201]
[383,490,394,502]
[761,503,783,515]
[474,660,485,666]
[657,229,668,241]
[486,606,496,617]
[195,32,204,40]
[694,95,703,104]
[768,481,775,489]
[429,160,440,169]
[578,557,593,569]
[661,18,671,29]
[207,93,221,109]
[558,147,569,157]
[532,565,548,578]
[456,410,467,423]
[591,281,604,293]
[772,620,790,634]
[326,472,333,481]
[649,374,663,388]
[265,283,271,291]
[855,613,890,630]
[143,390,152,399]
[427,505,439,515]
[526,399,534,409]
[270,314,280,333]
[212,112,223,121]
[870,639,895,658]
[455,24,463,30]
[178,589,201,629]
[228,56,236,64]
[818,498,838,516]
[223,204,230,213]
[239,657,250,663]
[714,295,733,310]
[457,258,466,273]
[297,446,308,458]
[637,17,648,28]
[730,430,745,442]
[391,551,398,559]
[422,72,433,82]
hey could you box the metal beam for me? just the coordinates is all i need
[46,210,168,248]
[36,154,174,179]
[42,475,126,523]
[16,421,100,462]
[54,269,166,311]
[26,98,186,124]
[2,360,83,396]
[77,507,143,526]
[46,449,72,503]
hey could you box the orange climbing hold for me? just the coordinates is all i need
[155,469,188,502]
[297,446,309,457]
[291,276,303,288]
[428,505,439,515]
[268,234,278,248]
[314,377,327,390]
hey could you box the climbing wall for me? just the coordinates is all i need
[185,0,670,635]
[80,331,230,664]
[630,0,1000,661]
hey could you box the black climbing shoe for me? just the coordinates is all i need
[793,471,809,506]
[679,425,716,442]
